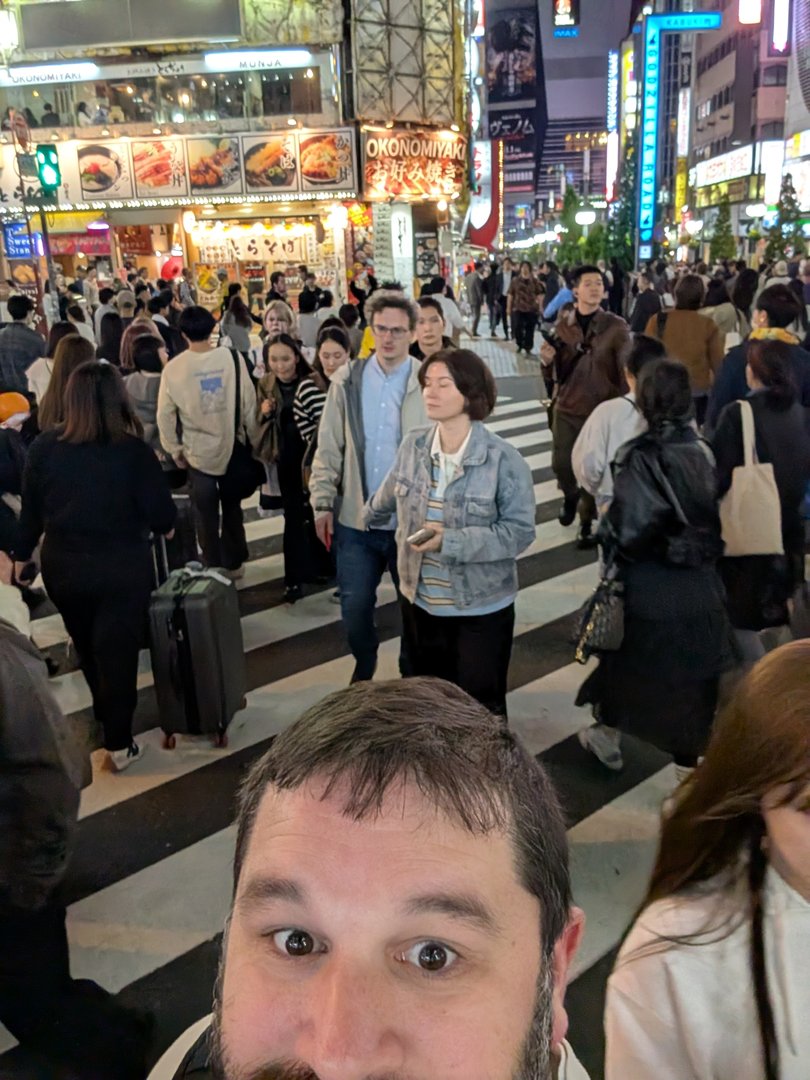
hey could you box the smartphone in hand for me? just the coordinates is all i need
[406,528,436,546]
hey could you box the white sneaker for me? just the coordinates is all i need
[109,742,147,773]
[577,724,624,771]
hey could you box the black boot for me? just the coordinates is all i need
[558,494,579,527]
[576,520,599,550]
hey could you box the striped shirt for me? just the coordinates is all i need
[414,428,513,618]
[293,376,327,443]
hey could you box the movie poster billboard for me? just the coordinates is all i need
[484,2,539,141]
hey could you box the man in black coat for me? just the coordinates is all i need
[628,271,662,332]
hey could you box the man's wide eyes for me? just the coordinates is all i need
[269,931,459,974]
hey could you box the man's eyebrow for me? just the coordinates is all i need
[238,876,307,910]
[402,892,501,935]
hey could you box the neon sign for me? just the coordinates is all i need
[638,12,722,248]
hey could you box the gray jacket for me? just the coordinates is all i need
[309,356,427,530]
[0,617,88,911]
[366,421,536,608]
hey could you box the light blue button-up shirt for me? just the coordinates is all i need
[362,355,411,528]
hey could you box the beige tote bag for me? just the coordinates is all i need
[719,399,784,557]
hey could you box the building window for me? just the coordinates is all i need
[759,120,785,139]
[761,64,788,87]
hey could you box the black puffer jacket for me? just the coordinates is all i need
[602,422,723,568]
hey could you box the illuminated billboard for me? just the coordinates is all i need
[553,0,579,28]
[638,11,722,250]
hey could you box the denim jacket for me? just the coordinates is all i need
[366,421,536,608]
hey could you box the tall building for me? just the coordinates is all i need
[690,0,789,249]
[532,0,633,226]
[0,0,468,304]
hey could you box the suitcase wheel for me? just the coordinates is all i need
[213,731,229,749]
[162,734,177,750]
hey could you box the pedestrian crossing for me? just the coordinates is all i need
[1,377,676,1080]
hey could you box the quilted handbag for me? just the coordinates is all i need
[575,563,625,664]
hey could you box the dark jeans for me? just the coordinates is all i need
[551,411,596,525]
[470,302,482,335]
[335,523,409,682]
[514,310,537,352]
[487,301,498,332]
[187,465,248,571]
[42,543,151,752]
[496,298,512,338]
[0,900,150,1078]
[400,598,516,717]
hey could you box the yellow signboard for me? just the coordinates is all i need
[675,157,689,213]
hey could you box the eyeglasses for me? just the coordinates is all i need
[373,324,409,338]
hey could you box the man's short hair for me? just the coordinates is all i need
[178,305,216,342]
[417,296,445,323]
[420,348,497,421]
[366,289,419,331]
[269,271,285,288]
[7,295,33,321]
[98,287,115,306]
[233,678,572,956]
[625,334,667,377]
[674,273,705,311]
[755,284,802,329]
[147,292,170,315]
[572,264,603,285]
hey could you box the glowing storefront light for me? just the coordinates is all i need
[738,0,762,25]
[770,0,790,54]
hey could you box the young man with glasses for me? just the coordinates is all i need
[311,291,427,681]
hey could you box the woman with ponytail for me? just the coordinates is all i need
[712,339,810,654]
[605,641,810,1079]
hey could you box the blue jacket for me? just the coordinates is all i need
[366,421,536,609]
[706,338,810,431]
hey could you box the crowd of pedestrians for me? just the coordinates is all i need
[0,250,808,1080]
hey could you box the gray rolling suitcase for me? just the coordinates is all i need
[148,563,247,748]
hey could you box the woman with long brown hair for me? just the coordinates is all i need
[605,641,810,1079]
[37,334,96,430]
[15,362,175,771]
[25,320,75,404]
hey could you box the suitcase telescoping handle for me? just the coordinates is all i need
[151,534,170,588]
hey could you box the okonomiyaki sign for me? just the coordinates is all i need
[364,129,467,200]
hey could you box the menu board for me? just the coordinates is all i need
[0,128,358,213]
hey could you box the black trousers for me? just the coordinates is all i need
[400,597,515,717]
[551,410,597,525]
[514,311,536,352]
[186,465,248,571]
[276,455,331,587]
[42,542,151,752]
[496,298,512,338]
[470,302,482,335]
[0,900,150,1078]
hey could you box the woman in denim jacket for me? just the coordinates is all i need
[366,349,536,716]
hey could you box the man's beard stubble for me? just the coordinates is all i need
[208,941,556,1080]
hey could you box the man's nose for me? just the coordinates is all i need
[293,956,405,1080]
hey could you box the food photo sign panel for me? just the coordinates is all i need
[187,137,242,197]
[131,139,189,198]
[75,141,135,200]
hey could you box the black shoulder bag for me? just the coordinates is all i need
[222,349,263,501]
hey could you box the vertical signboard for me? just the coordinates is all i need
[484,1,540,141]
[637,11,722,259]
[606,50,620,200]
[553,0,580,36]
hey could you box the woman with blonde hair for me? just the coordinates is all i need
[605,640,810,1079]
[38,334,96,430]
[261,299,297,341]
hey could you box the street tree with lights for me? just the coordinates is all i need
[765,174,804,261]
